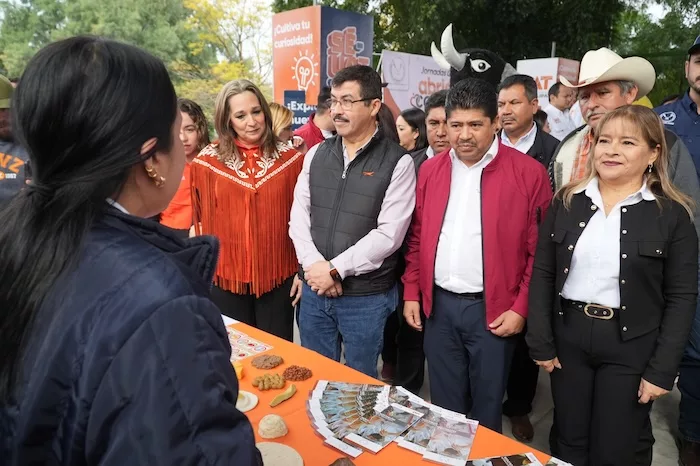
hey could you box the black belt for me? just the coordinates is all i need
[437,287,483,300]
[562,298,619,320]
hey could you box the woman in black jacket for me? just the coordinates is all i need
[0,37,261,465]
[527,105,698,466]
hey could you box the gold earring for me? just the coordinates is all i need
[145,165,166,188]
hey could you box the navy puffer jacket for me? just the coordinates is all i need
[0,209,261,465]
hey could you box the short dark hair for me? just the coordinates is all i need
[497,74,538,102]
[424,90,448,116]
[316,87,332,113]
[548,82,563,99]
[534,109,548,128]
[399,107,428,151]
[331,65,382,103]
[445,78,497,121]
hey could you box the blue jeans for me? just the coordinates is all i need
[298,282,397,378]
[679,269,700,442]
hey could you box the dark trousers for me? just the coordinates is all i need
[396,308,426,395]
[551,304,658,466]
[211,276,295,341]
[503,330,539,417]
[424,287,515,433]
[381,310,399,366]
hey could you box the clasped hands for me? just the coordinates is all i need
[303,260,343,298]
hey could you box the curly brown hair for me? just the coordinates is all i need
[178,98,210,152]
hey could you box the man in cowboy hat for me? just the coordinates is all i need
[654,34,700,466]
[0,74,29,210]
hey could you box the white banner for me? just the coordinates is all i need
[381,50,450,114]
[516,57,580,104]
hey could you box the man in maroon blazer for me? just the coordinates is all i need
[402,78,552,432]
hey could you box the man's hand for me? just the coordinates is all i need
[304,261,335,295]
[489,310,525,337]
[403,301,423,331]
[324,282,343,298]
[290,274,303,307]
[638,378,669,404]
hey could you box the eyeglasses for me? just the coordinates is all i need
[325,97,380,111]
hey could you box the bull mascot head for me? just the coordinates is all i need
[431,24,517,87]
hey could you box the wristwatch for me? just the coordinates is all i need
[329,262,342,282]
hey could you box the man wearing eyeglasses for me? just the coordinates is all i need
[289,65,417,377]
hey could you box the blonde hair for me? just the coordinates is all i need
[269,103,294,139]
[560,105,694,217]
[214,79,278,162]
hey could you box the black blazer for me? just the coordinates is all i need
[526,190,698,390]
[527,125,560,170]
[498,124,559,172]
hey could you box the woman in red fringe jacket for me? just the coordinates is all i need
[191,79,303,341]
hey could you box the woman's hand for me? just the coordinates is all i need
[290,274,303,307]
[638,378,669,404]
[534,357,562,373]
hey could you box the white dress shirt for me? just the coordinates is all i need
[570,101,585,127]
[426,146,435,159]
[561,177,655,307]
[434,136,499,293]
[106,198,129,214]
[321,128,335,139]
[500,122,537,154]
[543,104,577,141]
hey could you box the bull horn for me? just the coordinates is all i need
[501,62,517,81]
[431,42,452,70]
[441,24,466,71]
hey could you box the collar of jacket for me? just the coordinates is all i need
[328,130,383,160]
[101,207,220,287]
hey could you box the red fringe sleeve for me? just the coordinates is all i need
[191,144,304,296]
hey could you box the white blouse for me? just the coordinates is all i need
[561,177,655,308]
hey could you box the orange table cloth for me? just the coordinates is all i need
[230,322,551,465]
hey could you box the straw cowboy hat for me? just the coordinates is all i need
[560,47,656,99]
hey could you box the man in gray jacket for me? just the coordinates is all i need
[547,48,700,464]
[0,74,29,209]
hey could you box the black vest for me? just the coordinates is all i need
[307,135,405,296]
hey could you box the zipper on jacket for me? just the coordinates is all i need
[480,172,488,324]
[325,140,375,257]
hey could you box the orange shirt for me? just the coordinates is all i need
[161,163,193,230]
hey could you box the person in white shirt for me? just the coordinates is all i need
[527,105,698,466]
[543,82,577,141]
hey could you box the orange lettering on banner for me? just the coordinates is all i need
[535,76,554,90]
[418,78,449,95]
[9,158,24,173]
[326,27,370,80]
[0,153,11,169]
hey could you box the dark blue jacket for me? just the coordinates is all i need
[1,209,262,465]
[655,91,700,180]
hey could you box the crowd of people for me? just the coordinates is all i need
[1,32,700,466]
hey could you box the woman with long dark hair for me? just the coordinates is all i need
[0,37,260,464]
[396,107,428,153]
